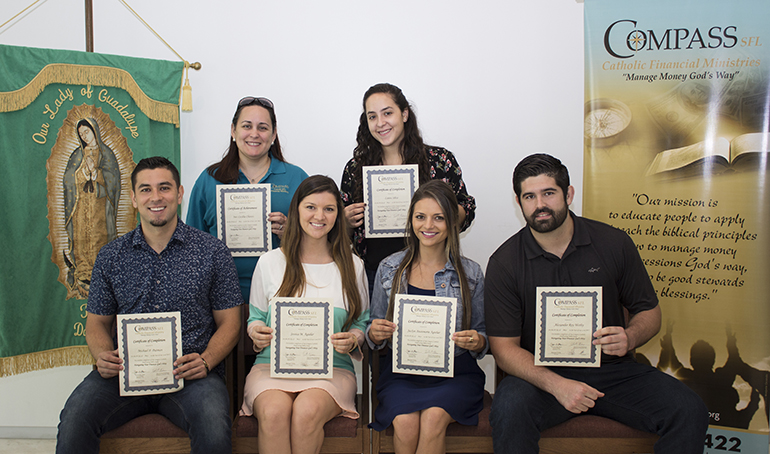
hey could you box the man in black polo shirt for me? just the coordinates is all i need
[485,154,707,454]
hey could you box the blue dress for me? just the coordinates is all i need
[370,285,485,431]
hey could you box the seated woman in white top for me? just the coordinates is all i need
[240,175,369,454]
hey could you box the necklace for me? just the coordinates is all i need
[240,162,269,184]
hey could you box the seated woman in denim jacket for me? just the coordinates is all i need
[367,180,488,454]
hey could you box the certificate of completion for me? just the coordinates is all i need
[362,165,418,238]
[392,294,457,377]
[270,298,334,379]
[116,311,183,396]
[216,184,271,257]
[534,287,602,367]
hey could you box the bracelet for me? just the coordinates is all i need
[347,341,359,354]
[201,357,210,373]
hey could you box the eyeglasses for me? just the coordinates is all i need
[237,96,274,109]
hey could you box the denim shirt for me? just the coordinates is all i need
[366,250,488,359]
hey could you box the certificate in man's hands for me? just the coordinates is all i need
[116,311,183,396]
[270,298,334,379]
[534,287,602,367]
[392,295,457,377]
[362,165,418,238]
[216,184,271,257]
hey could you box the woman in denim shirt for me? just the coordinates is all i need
[367,180,487,454]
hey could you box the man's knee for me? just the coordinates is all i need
[57,371,121,454]
[59,371,119,427]
[669,380,709,429]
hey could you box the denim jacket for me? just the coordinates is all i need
[366,250,488,359]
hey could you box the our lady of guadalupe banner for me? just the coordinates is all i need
[0,44,183,376]
[584,1,769,451]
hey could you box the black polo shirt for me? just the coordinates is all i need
[485,212,658,364]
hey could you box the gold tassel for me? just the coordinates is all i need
[181,62,193,112]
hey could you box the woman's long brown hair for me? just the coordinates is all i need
[386,180,472,330]
[277,175,363,330]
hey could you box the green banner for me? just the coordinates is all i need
[0,44,182,376]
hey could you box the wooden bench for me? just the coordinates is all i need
[100,413,190,454]
[540,415,657,454]
[372,411,656,454]
[370,351,658,454]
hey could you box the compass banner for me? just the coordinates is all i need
[0,44,182,376]
[584,0,770,451]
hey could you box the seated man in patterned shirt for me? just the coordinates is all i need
[56,157,242,454]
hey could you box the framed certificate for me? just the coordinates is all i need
[534,287,602,367]
[116,311,183,396]
[362,165,418,238]
[392,294,457,377]
[269,298,334,379]
[216,184,271,257]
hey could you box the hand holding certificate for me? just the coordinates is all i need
[534,287,602,367]
[216,184,272,257]
[392,294,457,377]
[270,298,334,379]
[362,165,418,238]
[116,311,183,396]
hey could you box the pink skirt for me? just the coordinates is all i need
[239,363,359,419]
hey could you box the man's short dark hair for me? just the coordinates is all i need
[131,157,180,190]
[512,153,570,200]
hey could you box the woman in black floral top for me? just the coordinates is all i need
[340,83,476,288]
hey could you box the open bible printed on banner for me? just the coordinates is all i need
[584,0,769,452]
[0,44,183,376]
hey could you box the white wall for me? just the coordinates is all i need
[0,0,585,437]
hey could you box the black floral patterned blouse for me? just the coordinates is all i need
[340,146,476,269]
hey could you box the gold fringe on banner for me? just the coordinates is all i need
[0,63,180,126]
[0,346,94,377]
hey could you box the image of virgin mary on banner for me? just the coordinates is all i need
[584,1,769,452]
[60,116,123,298]
[0,44,183,377]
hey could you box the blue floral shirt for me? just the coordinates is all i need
[87,219,242,376]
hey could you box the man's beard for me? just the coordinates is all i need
[524,206,568,233]
[149,217,170,227]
